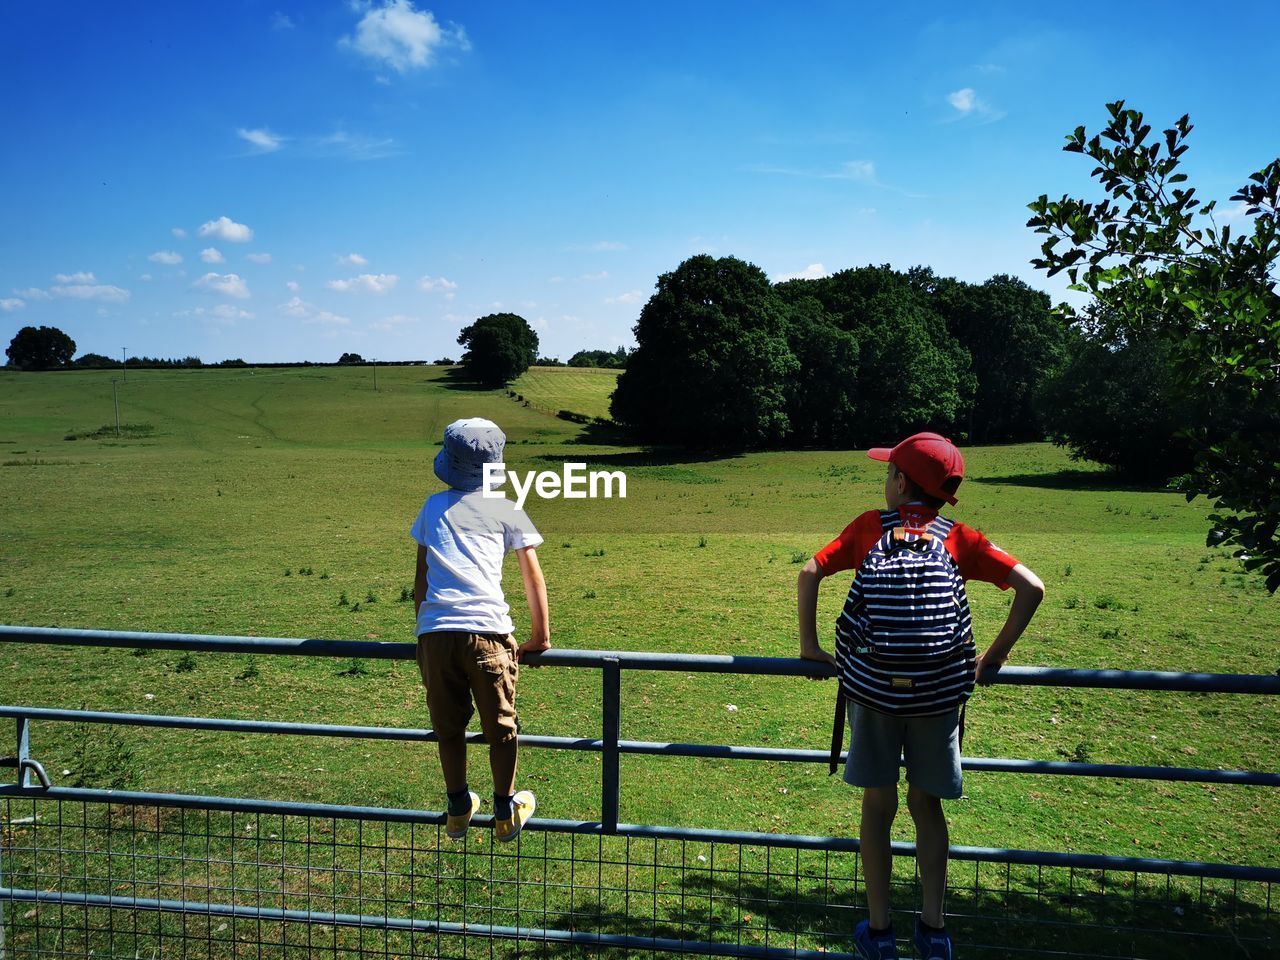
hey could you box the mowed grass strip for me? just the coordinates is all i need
[510,365,620,421]
[0,365,1276,875]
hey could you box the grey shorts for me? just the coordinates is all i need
[843,701,963,800]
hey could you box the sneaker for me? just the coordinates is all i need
[445,791,480,840]
[913,919,953,960]
[853,919,898,960]
[494,789,536,842]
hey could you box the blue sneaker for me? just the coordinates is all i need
[854,920,898,959]
[913,919,953,960]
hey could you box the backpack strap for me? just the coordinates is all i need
[829,684,847,775]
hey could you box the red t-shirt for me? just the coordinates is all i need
[814,504,1019,589]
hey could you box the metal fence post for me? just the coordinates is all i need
[601,657,620,833]
[16,716,29,788]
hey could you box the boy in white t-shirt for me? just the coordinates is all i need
[411,418,550,841]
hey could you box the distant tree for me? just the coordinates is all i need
[1028,100,1280,589]
[917,270,1069,442]
[73,352,121,369]
[338,352,365,365]
[569,347,628,368]
[432,357,455,365]
[1037,323,1200,482]
[216,358,248,367]
[781,296,861,446]
[611,255,797,447]
[536,356,565,366]
[6,325,76,370]
[456,313,539,387]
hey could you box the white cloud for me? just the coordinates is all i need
[946,87,1004,123]
[51,282,131,303]
[246,252,272,264]
[342,0,470,74]
[369,313,419,332]
[0,298,24,311]
[1216,201,1252,221]
[579,270,610,281]
[278,296,350,325]
[826,161,876,182]
[565,240,628,252]
[286,280,300,292]
[198,216,254,243]
[271,11,295,30]
[148,250,182,265]
[193,272,251,299]
[775,263,829,283]
[175,304,255,325]
[327,273,398,294]
[15,287,51,301]
[237,127,284,153]
[311,130,398,160]
[201,247,225,264]
[140,273,153,282]
[54,271,96,284]
[605,290,645,305]
[338,252,368,266]
[418,274,458,293]
[171,227,187,238]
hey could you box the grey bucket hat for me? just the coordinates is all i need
[433,418,506,492]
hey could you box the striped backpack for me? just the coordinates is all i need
[829,512,977,767]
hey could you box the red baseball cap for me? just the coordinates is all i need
[867,432,965,505]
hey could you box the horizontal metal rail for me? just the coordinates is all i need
[4,783,1277,882]
[4,625,1279,693]
[4,705,1275,787]
[0,886,849,960]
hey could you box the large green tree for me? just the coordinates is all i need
[1028,101,1280,589]
[6,325,76,370]
[457,313,539,387]
[610,255,797,447]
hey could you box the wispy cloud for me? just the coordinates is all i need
[0,298,24,312]
[271,11,295,30]
[171,227,187,239]
[201,248,224,264]
[748,159,878,183]
[565,240,628,252]
[148,250,183,265]
[341,0,470,74]
[369,313,419,333]
[174,304,255,325]
[50,281,131,303]
[578,270,609,282]
[198,216,254,243]
[193,272,251,299]
[605,290,644,305]
[246,252,272,264]
[774,263,829,283]
[237,127,285,153]
[278,296,350,326]
[338,252,369,266]
[945,87,1005,123]
[54,271,96,284]
[418,275,457,295]
[327,273,399,294]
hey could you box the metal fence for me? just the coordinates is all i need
[2,625,1278,960]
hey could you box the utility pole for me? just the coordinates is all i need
[121,346,128,382]
[111,379,121,436]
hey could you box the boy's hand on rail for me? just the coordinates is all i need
[516,637,551,665]
[975,650,1006,685]
[799,645,836,679]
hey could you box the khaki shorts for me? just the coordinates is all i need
[416,631,520,744]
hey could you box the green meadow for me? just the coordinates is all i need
[0,362,1276,879]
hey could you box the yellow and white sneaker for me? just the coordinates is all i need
[445,791,480,840]
[494,790,536,842]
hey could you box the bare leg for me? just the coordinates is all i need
[437,736,467,794]
[907,783,948,928]
[489,737,518,798]
[860,785,899,929]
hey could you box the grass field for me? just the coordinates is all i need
[0,362,1276,888]
[510,364,622,421]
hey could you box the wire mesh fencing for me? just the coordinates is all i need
[2,794,1274,960]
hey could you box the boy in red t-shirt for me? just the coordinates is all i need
[797,433,1043,960]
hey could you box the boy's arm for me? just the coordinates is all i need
[413,544,428,617]
[797,557,835,669]
[515,546,550,662]
[976,562,1045,684]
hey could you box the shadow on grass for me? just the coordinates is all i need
[436,367,497,392]
[529,445,742,468]
[970,470,1173,494]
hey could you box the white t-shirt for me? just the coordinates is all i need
[410,489,543,637]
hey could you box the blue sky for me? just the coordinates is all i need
[2,1,1275,364]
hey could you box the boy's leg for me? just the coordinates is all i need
[906,784,948,928]
[901,708,963,931]
[416,634,474,792]
[860,785,899,930]
[463,633,522,799]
